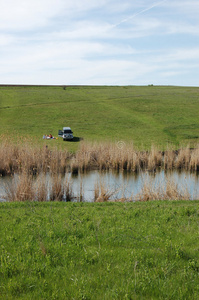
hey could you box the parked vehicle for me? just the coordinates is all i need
[58,127,74,141]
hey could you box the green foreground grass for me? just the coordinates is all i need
[0,85,199,151]
[1,201,199,299]
[1,85,199,299]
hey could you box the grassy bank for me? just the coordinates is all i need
[1,201,199,299]
[0,85,199,151]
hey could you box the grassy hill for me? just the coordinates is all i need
[1,85,199,299]
[0,85,199,150]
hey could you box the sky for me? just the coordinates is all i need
[0,0,199,86]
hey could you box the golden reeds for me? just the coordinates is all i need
[94,179,121,202]
[50,174,64,201]
[69,141,199,173]
[93,177,191,202]
[63,175,73,202]
[0,138,71,176]
[3,170,195,202]
[0,138,199,176]
[4,172,74,202]
[134,177,191,201]
[35,175,48,202]
[5,172,35,202]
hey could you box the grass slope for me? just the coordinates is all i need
[1,201,199,299]
[0,85,199,150]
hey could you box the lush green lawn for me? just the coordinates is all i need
[1,86,199,299]
[0,85,199,151]
[1,201,199,299]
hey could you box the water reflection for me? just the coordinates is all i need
[70,169,199,201]
[0,170,199,202]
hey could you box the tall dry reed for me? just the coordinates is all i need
[94,179,121,202]
[175,146,191,170]
[78,176,84,202]
[1,138,199,176]
[134,178,190,201]
[5,172,35,202]
[93,177,191,202]
[35,175,48,202]
[50,174,64,201]
[70,141,199,173]
[189,146,199,171]
[0,138,71,176]
[49,174,73,202]
[3,170,195,202]
[63,175,73,202]
[4,172,74,202]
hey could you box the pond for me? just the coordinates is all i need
[0,170,199,202]
[70,170,199,201]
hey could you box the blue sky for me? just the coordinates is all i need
[0,0,199,86]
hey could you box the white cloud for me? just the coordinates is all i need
[0,34,16,46]
[0,0,64,30]
[0,0,114,31]
[151,48,199,63]
[163,0,199,13]
[0,0,198,86]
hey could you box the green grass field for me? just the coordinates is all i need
[1,85,199,299]
[1,201,199,299]
[0,85,199,151]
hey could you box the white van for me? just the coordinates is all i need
[58,127,74,141]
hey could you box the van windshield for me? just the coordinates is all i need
[64,130,72,133]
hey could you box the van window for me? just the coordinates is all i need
[64,129,72,133]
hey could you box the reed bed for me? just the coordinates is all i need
[0,138,71,176]
[134,178,191,202]
[5,172,35,202]
[3,172,197,202]
[94,180,120,202]
[35,174,48,202]
[4,173,74,202]
[0,139,199,177]
[93,177,192,202]
[70,141,199,173]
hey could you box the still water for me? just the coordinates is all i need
[70,170,199,201]
[0,170,199,202]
